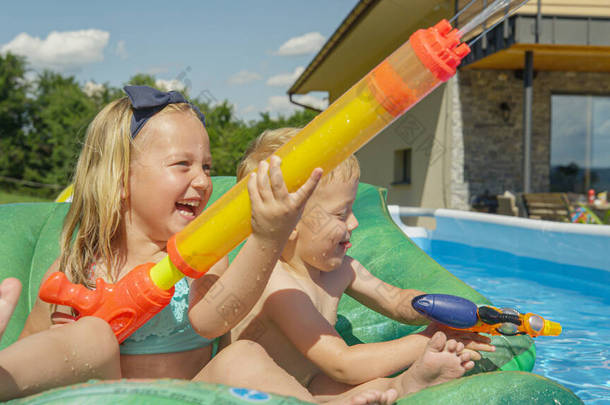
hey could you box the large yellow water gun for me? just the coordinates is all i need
[40,18,477,342]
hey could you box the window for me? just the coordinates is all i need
[393,148,411,185]
[550,95,610,193]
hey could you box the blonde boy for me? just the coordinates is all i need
[227,128,494,403]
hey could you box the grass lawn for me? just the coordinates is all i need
[0,190,51,204]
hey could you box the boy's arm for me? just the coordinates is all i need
[345,258,495,355]
[265,284,431,385]
[344,258,428,325]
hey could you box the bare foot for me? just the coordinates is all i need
[345,388,398,405]
[0,278,22,339]
[397,331,473,395]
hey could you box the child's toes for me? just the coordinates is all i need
[463,360,475,370]
[456,341,465,353]
[382,388,398,404]
[445,338,458,353]
[428,331,447,352]
[350,390,383,405]
[459,351,471,363]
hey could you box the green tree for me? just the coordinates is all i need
[193,97,319,177]
[0,53,30,189]
[126,73,157,88]
[27,71,98,196]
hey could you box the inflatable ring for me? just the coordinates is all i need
[0,177,581,404]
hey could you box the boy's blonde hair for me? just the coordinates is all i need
[60,97,200,286]
[237,127,360,185]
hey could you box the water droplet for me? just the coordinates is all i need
[256,275,261,281]
[322,253,327,257]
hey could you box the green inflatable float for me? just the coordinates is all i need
[0,177,582,404]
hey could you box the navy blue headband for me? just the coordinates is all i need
[123,85,206,138]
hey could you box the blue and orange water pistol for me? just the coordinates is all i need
[412,294,562,337]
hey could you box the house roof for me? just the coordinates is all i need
[288,0,454,101]
[290,0,610,103]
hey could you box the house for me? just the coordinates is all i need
[288,0,610,224]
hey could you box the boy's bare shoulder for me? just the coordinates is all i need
[265,261,306,293]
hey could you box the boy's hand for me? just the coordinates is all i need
[248,155,322,243]
[419,321,495,361]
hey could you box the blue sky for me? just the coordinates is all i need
[0,0,359,120]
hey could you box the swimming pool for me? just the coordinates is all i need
[390,207,610,405]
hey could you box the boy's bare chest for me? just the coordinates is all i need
[306,278,347,326]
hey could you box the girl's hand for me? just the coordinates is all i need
[248,155,322,243]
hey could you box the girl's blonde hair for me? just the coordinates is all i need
[59,97,200,286]
[236,127,360,185]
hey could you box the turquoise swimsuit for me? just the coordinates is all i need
[119,278,214,355]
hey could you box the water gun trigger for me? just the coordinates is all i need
[106,309,138,337]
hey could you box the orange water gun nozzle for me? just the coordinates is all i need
[39,264,174,343]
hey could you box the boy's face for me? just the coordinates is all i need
[127,111,212,243]
[294,177,359,271]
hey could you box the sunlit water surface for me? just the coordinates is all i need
[425,240,610,405]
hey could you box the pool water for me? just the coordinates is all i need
[424,240,610,405]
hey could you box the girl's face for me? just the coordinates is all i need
[127,111,212,244]
[294,178,359,271]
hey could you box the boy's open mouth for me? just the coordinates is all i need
[340,241,352,249]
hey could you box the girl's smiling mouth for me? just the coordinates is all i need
[176,200,200,219]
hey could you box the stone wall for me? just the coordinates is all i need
[457,69,610,200]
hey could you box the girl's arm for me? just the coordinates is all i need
[188,157,322,339]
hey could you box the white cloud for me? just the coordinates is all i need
[276,32,325,56]
[241,105,257,114]
[265,94,327,116]
[146,66,170,75]
[1,29,110,72]
[293,94,328,111]
[266,96,295,115]
[83,81,105,97]
[115,40,128,59]
[155,79,186,92]
[228,70,262,85]
[266,66,305,87]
